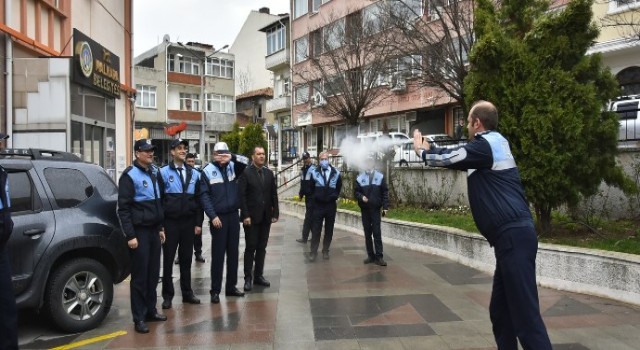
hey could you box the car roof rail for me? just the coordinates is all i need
[0,149,83,161]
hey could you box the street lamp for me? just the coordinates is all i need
[178,43,229,161]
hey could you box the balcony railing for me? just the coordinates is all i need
[266,95,291,113]
[265,48,289,71]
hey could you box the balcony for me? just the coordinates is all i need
[266,95,291,113]
[265,48,289,71]
[206,112,235,132]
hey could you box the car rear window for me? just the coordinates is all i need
[44,168,94,208]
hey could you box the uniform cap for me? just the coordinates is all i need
[170,138,188,149]
[213,142,230,154]
[134,139,156,151]
[302,151,311,159]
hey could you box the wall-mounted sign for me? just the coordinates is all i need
[184,131,200,140]
[297,112,312,126]
[73,28,121,98]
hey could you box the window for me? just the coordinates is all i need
[294,37,309,63]
[390,55,422,77]
[324,19,345,51]
[8,171,42,213]
[44,168,94,208]
[312,0,331,12]
[294,0,308,18]
[167,54,200,75]
[362,2,384,34]
[135,85,157,108]
[294,84,309,105]
[206,57,234,78]
[205,94,234,113]
[324,75,343,97]
[180,93,200,111]
[266,24,286,55]
[611,0,640,11]
[311,30,323,58]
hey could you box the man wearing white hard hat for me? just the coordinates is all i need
[199,142,249,303]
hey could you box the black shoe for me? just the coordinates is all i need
[363,257,375,264]
[225,287,245,297]
[195,255,205,263]
[304,252,317,262]
[254,276,271,287]
[161,300,172,309]
[134,321,149,334]
[182,295,200,304]
[211,293,220,304]
[296,238,307,243]
[244,278,252,292]
[145,313,167,322]
[375,258,387,266]
[322,251,330,260]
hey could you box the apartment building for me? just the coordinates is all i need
[260,14,296,168]
[290,0,464,156]
[134,38,235,165]
[0,0,134,179]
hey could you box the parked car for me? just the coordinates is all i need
[610,96,640,143]
[394,134,463,167]
[1,149,130,333]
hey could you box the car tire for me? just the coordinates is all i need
[399,160,409,167]
[44,258,113,333]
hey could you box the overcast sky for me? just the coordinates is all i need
[133,0,290,56]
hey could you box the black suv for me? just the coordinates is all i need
[1,149,130,333]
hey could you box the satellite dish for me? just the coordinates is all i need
[162,34,170,43]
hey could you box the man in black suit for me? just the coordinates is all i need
[239,146,279,292]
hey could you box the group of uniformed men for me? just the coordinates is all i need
[117,139,278,334]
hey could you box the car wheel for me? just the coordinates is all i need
[44,258,113,333]
[399,160,408,167]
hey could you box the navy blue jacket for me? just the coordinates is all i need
[199,155,248,219]
[354,170,389,210]
[298,163,316,199]
[310,165,342,204]
[421,130,533,246]
[117,161,164,240]
[158,163,204,221]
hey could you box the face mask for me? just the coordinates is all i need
[320,159,329,169]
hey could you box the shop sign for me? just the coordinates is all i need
[73,28,121,98]
[297,112,312,126]
[184,131,200,140]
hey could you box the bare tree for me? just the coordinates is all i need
[293,7,398,134]
[235,67,253,95]
[378,0,476,112]
[597,1,640,41]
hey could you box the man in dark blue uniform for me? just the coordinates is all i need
[413,100,552,349]
[186,153,206,263]
[200,142,248,303]
[305,151,342,262]
[354,156,389,266]
[296,152,315,244]
[118,139,167,334]
[0,132,17,349]
[159,139,202,310]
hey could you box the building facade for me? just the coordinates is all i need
[0,0,134,179]
[134,38,235,165]
[290,0,464,158]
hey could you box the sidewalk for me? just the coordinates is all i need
[21,214,640,349]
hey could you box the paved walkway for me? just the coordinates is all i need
[20,214,640,349]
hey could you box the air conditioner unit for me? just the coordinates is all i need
[312,91,327,107]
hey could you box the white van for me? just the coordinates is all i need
[610,96,640,144]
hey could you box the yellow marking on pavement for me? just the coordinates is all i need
[50,330,127,350]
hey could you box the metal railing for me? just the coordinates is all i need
[276,157,303,190]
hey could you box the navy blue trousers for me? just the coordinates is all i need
[0,247,18,349]
[210,211,240,294]
[301,197,314,241]
[361,207,383,259]
[162,218,195,301]
[490,224,552,350]
[129,226,162,323]
[310,201,337,254]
